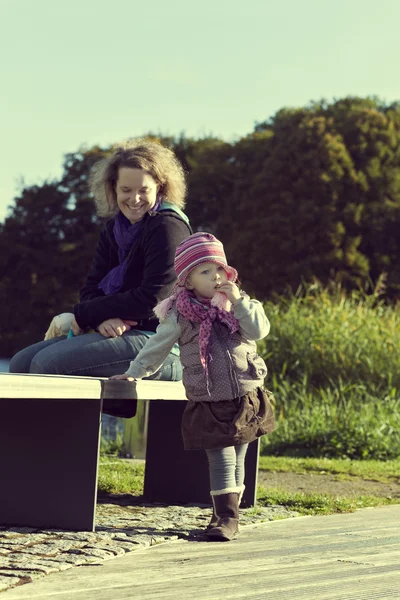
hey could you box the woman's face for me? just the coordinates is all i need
[115,167,159,224]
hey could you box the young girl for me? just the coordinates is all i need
[111,232,276,541]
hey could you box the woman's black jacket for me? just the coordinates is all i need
[74,209,191,332]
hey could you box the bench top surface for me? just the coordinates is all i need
[0,373,187,401]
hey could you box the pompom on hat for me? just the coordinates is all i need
[154,232,239,320]
[174,232,238,285]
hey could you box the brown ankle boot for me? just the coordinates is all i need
[207,484,244,530]
[207,492,239,542]
[206,497,218,531]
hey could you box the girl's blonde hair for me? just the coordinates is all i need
[89,138,187,218]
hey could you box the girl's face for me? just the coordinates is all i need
[115,167,159,223]
[185,262,228,300]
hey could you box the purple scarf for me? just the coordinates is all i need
[98,198,161,295]
[176,289,239,395]
[176,289,239,370]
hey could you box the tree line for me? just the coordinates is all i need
[1,96,399,356]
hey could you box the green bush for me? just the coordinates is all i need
[261,377,400,459]
[259,284,400,459]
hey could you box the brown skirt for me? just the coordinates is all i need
[181,387,276,451]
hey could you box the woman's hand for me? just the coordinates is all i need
[71,317,84,336]
[110,374,136,381]
[216,281,241,305]
[98,318,137,338]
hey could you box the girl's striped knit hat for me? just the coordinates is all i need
[174,232,238,285]
[153,232,239,321]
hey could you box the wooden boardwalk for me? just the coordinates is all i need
[4,504,400,599]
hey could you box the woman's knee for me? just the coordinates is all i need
[8,348,32,373]
[9,338,65,374]
[30,334,129,376]
[29,353,58,374]
[29,339,68,374]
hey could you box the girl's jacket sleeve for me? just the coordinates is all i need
[232,294,270,341]
[124,311,180,379]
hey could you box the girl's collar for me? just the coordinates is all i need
[191,297,210,309]
[188,292,211,308]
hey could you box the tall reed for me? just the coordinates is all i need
[259,284,400,458]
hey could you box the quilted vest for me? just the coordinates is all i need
[175,308,267,402]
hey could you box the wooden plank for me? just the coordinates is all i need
[3,506,400,599]
[0,374,187,401]
[0,373,102,399]
[101,379,187,401]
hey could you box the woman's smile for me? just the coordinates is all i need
[116,168,159,224]
[126,203,145,211]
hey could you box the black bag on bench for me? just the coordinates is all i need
[102,398,137,418]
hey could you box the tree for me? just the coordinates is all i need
[2,99,400,356]
[0,146,108,355]
[0,183,72,354]
[225,98,400,298]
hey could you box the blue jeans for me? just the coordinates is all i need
[9,330,182,381]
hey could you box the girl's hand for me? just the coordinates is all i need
[71,317,84,336]
[109,374,136,381]
[98,318,137,338]
[216,281,241,304]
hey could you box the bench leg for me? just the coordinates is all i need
[0,398,102,531]
[143,400,259,507]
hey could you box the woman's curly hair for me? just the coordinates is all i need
[89,138,187,218]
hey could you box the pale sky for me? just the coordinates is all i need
[1,0,399,222]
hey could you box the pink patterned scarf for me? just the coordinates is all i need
[176,289,239,375]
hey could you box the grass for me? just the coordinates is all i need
[98,456,400,516]
[98,459,144,495]
[258,456,400,483]
[256,487,398,516]
[260,283,400,392]
[257,284,400,459]
[260,379,400,459]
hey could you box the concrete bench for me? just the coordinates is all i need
[0,373,260,531]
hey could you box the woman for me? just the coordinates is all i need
[9,139,192,391]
